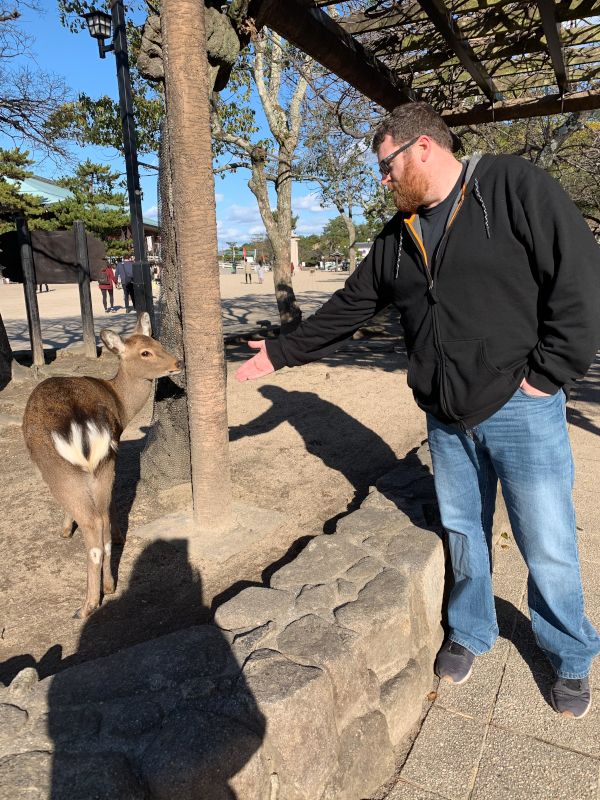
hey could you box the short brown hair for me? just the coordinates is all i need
[372,102,453,153]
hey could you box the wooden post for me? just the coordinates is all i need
[73,220,97,358]
[16,217,44,366]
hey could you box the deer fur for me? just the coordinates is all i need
[22,313,182,619]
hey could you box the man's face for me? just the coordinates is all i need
[377,134,429,214]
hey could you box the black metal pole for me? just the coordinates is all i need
[110,0,154,328]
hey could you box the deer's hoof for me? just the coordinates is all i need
[103,582,116,595]
[61,528,74,539]
[73,604,98,620]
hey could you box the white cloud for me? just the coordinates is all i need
[144,205,159,219]
[224,203,263,224]
[215,192,224,203]
[294,192,332,213]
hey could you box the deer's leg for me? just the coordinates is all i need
[101,511,115,595]
[95,459,117,595]
[109,495,124,545]
[61,513,75,538]
[77,513,105,619]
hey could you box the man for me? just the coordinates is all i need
[236,102,600,718]
[116,256,135,312]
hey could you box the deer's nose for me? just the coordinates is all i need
[175,359,183,370]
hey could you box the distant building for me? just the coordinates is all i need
[355,241,373,259]
[7,175,160,259]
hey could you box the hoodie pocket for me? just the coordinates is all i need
[407,346,440,408]
[443,339,512,418]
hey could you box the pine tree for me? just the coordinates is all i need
[51,160,132,257]
[0,149,52,234]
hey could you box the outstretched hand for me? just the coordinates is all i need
[235,340,275,382]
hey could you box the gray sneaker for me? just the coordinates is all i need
[435,640,475,685]
[550,677,591,719]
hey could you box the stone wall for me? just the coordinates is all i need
[0,443,445,800]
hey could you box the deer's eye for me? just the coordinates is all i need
[141,350,152,357]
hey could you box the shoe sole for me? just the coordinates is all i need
[550,696,592,719]
[439,665,473,686]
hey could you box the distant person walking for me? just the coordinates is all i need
[244,259,252,284]
[37,283,49,292]
[116,257,135,312]
[98,259,117,313]
[257,258,265,284]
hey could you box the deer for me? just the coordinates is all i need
[22,312,182,619]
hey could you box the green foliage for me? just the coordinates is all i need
[0,149,55,234]
[50,160,132,255]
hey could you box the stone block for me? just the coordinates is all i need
[102,698,163,737]
[277,615,378,728]
[213,586,294,631]
[335,569,412,681]
[140,709,268,800]
[8,668,38,701]
[0,704,28,736]
[321,711,395,800]
[294,583,338,617]
[344,555,385,588]
[230,621,277,665]
[0,750,145,800]
[380,648,433,746]
[270,535,366,591]
[385,527,444,640]
[33,626,233,710]
[241,649,338,800]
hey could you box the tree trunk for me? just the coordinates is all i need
[341,208,357,274]
[248,144,302,333]
[161,0,232,532]
[139,122,191,490]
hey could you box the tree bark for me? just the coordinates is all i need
[161,0,233,532]
[139,122,191,490]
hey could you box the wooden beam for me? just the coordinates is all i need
[16,217,44,367]
[416,0,504,102]
[536,0,569,93]
[73,220,97,360]
[382,22,600,76]
[441,87,600,125]
[249,0,416,110]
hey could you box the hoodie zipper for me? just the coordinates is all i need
[404,185,468,422]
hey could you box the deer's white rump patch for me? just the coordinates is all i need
[51,421,117,473]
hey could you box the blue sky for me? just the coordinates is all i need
[3,1,349,248]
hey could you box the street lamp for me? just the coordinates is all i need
[83,1,154,327]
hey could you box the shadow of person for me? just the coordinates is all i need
[495,595,556,707]
[230,383,399,509]
[46,539,266,799]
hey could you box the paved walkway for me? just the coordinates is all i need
[387,353,600,800]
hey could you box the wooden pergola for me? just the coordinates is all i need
[250,0,600,125]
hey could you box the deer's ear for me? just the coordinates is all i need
[100,329,126,355]
[134,312,152,337]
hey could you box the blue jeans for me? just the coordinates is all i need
[428,388,600,679]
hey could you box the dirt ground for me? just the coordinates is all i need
[0,271,425,685]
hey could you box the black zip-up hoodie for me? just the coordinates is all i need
[266,154,600,428]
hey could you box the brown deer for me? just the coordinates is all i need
[22,312,182,619]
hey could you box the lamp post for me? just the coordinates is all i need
[84,2,154,328]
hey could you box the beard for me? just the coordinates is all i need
[389,160,429,214]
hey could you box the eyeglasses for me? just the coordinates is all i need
[378,136,420,176]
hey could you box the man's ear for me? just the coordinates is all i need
[134,312,152,337]
[100,329,126,355]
